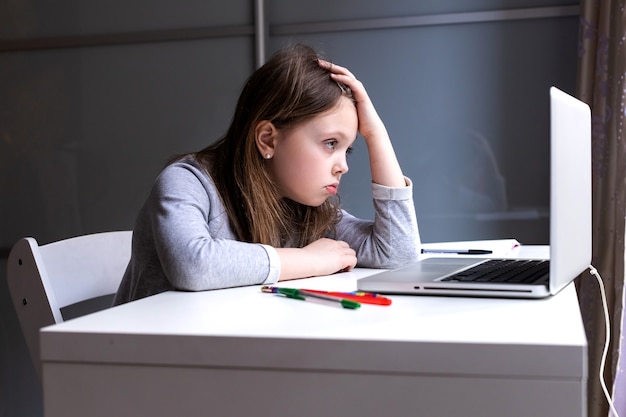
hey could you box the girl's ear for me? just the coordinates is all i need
[255,120,278,159]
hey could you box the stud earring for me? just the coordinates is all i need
[265,153,272,159]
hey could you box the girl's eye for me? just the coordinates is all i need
[324,139,353,155]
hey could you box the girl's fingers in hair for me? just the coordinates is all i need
[318,59,368,100]
[317,58,331,68]
[318,59,356,79]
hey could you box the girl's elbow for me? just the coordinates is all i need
[383,247,420,268]
[169,265,215,292]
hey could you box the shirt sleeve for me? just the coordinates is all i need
[148,162,279,291]
[334,177,421,268]
[260,244,281,284]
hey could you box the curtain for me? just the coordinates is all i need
[576,1,626,416]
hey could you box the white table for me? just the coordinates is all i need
[40,246,587,417]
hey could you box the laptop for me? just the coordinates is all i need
[357,87,591,299]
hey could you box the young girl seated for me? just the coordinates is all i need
[113,44,420,305]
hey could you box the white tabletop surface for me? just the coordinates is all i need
[40,245,587,379]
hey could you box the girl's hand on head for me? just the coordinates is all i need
[318,59,407,188]
[318,59,386,144]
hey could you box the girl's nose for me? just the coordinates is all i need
[333,155,349,175]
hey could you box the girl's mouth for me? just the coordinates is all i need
[325,184,338,195]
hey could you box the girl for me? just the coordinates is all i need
[113,44,420,305]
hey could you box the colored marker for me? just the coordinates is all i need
[261,286,361,309]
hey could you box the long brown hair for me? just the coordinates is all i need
[194,44,354,247]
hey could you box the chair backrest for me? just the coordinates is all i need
[6,230,132,381]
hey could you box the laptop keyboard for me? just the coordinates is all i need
[441,259,550,285]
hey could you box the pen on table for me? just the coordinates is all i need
[421,248,493,255]
[262,286,391,305]
[303,289,392,305]
[261,286,361,309]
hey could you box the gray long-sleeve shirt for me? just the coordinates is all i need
[113,157,420,305]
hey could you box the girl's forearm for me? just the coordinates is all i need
[365,133,406,188]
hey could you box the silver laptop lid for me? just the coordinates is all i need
[548,87,592,294]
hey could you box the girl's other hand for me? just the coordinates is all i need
[302,238,357,275]
[276,238,357,281]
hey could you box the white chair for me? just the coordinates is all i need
[6,231,132,381]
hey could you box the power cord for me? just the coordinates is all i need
[588,265,621,417]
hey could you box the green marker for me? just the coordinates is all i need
[269,287,361,309]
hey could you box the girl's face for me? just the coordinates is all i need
[269,96,358,207]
